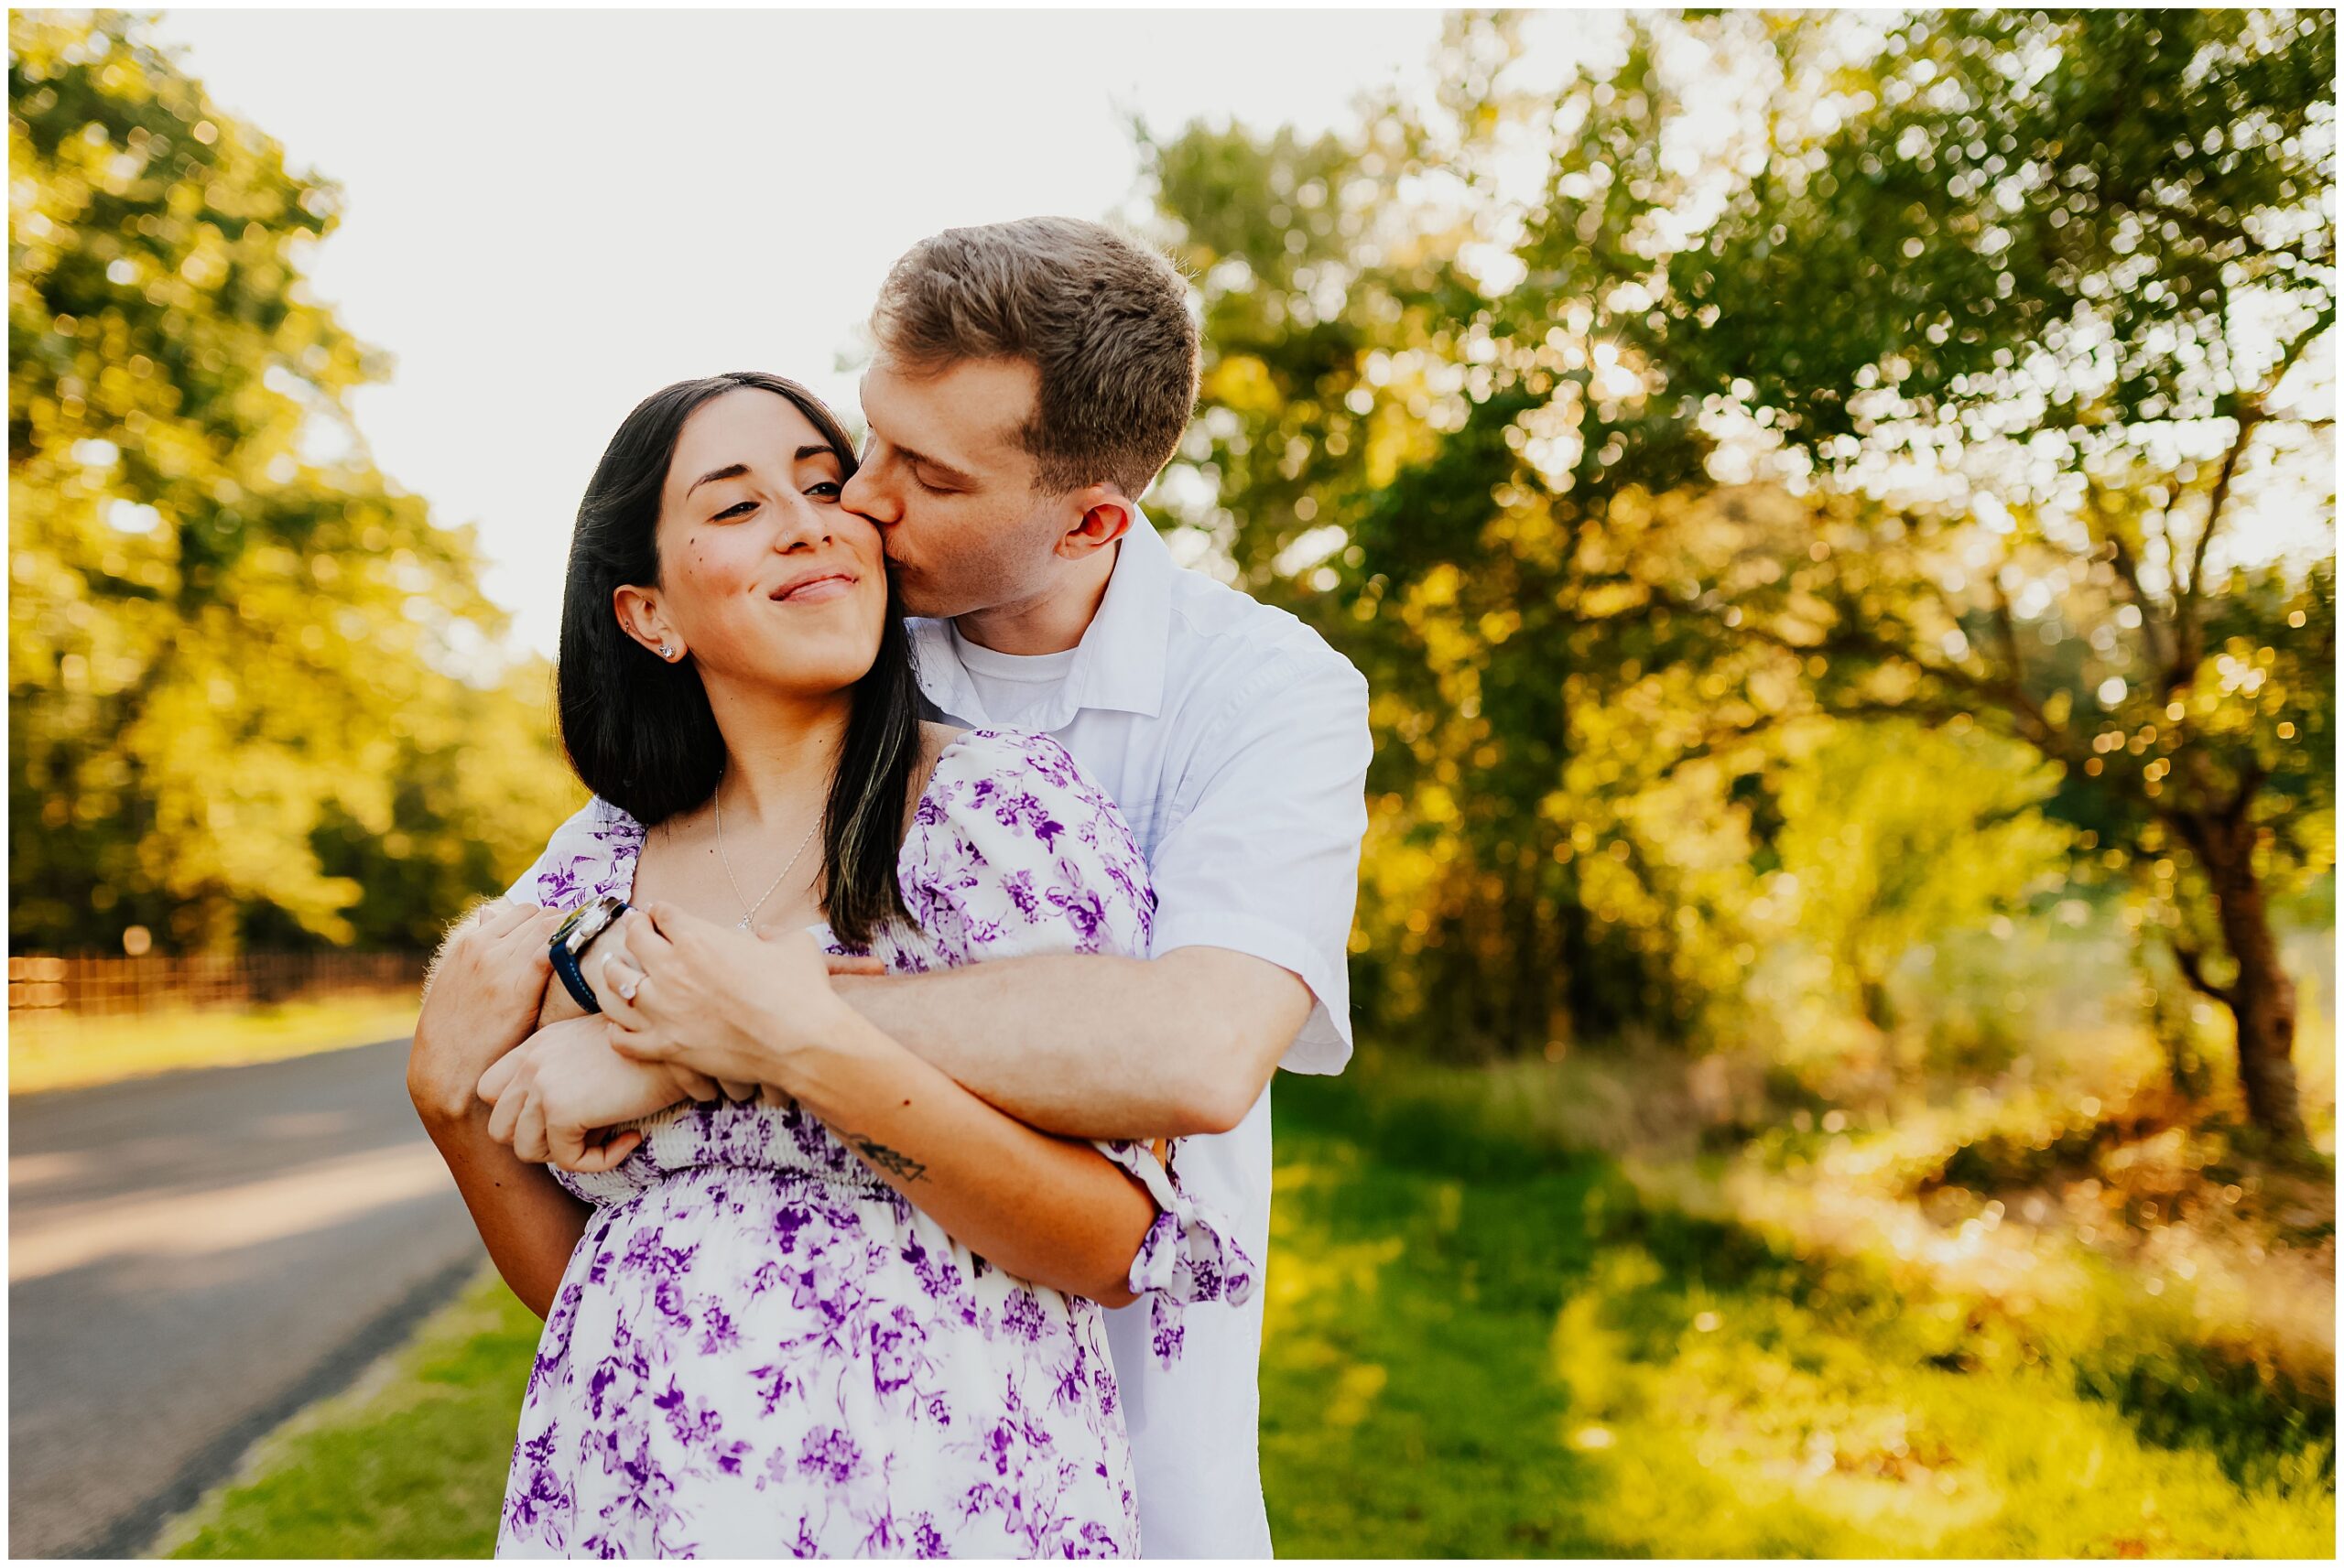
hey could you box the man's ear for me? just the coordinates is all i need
[612,584,679,660]
[1056,488,1134,560]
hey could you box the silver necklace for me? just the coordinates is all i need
[712,774,821,932]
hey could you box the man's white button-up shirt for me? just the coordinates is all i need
[908,510,1372,1558]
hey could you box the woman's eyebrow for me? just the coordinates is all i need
[685,462,750,497]
[688,448,836,497]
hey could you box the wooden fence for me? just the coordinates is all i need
[7,952,427,1019]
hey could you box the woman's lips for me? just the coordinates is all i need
[770,573,857,605]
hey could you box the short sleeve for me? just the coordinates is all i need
[504,797,643,911]
[1149,647,1372,1075]
[904,730,1252,1331]
[1092,1139,1256,1316]
[901,729,1156,964]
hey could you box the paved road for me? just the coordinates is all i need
[9,1039,492,1559]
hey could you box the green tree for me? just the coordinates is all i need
[1534,8,2334,1135]
[1141,11,2332,1135]
[1771,720,2073,1034]
[1144,52,1776,1056]
[9,11,572,952]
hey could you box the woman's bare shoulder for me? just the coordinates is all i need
[917,719,967,774]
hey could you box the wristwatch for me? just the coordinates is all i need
[549,896,631,1013]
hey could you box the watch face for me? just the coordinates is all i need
[556,898,619,957]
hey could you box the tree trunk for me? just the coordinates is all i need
[2169,809,2304,1142]
[1513,886,1552,1052]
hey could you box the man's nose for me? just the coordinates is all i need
[841,465,898,527]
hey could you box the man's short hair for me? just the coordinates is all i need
[869,216,1199,498]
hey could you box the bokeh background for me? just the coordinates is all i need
[9,7,2336,1559]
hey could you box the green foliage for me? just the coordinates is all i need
[1145,26,1783,1055]
[1142,10,2333,1127]
[1771,720,2073,1031]
[1546,8,2336,1131]
[8,12,575,952]
[1639,11,2333,442]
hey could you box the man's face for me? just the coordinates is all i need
[841,352,1073,620]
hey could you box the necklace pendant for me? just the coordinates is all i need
[736,915,755,933]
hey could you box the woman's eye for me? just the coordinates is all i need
[806,481,841,499]
[711,501,756,521]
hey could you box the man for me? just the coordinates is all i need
[412,217,1370,1557]
[829,217,1370,1558]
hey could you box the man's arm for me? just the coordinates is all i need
[831,945,1310,1140]
[839,647,1371,1141]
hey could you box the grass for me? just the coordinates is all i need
[1260,1066,2333,1557]
[8,994,418,1095]
[151,1063,2334,1560]
[154,1267,537,1560]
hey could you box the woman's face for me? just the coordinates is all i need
[624,388,887,699]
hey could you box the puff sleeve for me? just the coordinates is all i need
[901,729,1257,1328]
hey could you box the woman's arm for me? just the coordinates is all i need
[597,906,1161,1305]
[407,901,593,1319]
[825,946,1311,1137]
[776,1004,1163,1308]
[416,1097,593,1320]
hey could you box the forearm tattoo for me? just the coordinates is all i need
[844,1131,928,1184]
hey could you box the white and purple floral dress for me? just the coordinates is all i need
[495,729,1253,1559]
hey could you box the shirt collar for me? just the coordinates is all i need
[910,505,1174,728]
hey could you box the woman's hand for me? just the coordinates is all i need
[594,903,856,1091]
[478,1013,705,1172]
[408,900,566,1125]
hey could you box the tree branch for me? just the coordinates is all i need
[2259,305,2339,416]
[1743,614,2072,759]
[1987,555,2049,738]
[2181,308,2341,657]
[2102,530,2176,677]
[2126,189,2264,265]
[1821,697,1994,730]
[1651,712,1795,781]
[2183,405,2260,615]
[2229,755,2268,821]
[2169,941,2240,1011]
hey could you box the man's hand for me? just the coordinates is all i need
[407,901,565,1125]
[477,1014,706,1171]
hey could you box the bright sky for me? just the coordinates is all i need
[146,8,1482,658]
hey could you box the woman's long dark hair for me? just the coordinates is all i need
[558,371,919,946]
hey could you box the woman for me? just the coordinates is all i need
[476,372,1249,1558]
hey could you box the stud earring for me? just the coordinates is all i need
[658,644,674,660]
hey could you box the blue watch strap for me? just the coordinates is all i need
[551,937,601,1013]
[549,900,629,1014]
